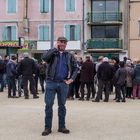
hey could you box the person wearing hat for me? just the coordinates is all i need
[42,36,78,136]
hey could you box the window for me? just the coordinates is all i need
[7,0,16,13]
[92,0,119,12]
[91,25,119,38]
[138,21,140,37]
[66,0,75,12]
[39,25,49,41]
[2,26,16,41]
[40,0,49,13]
[65,25,80,41]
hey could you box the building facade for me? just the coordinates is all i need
[86,0,129,60]
[0,0,132,60]
[0,0,84,59]
[129,0,140,60]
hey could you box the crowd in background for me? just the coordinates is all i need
[0,53,46,99]
[0,52,140,102]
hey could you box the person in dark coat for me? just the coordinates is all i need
[79,56,95,100]
[6,55,17,98]
[114,61,127,102]
[94,57,114,102]
[17,52,39,99]
[132,60,140,99]
[0,56,5,92]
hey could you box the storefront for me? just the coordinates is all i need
[0,41,28,58]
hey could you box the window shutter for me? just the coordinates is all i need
[65,25,70,41]
[40,0,44,13]
[8,0,16,13]
[44,26,49,41]
[39,26,44,40]
[40,0,49,13]
[66,0,70,11]
[44,0,49,12]
[2,27,7,41]
[75,25,80,40]
[70,0,75,11]
[11,26,16,40]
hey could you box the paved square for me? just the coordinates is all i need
[0,91,140,140]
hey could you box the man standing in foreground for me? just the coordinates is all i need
[42,37,78,136]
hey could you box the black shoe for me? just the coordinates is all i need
[103,100,108,102]
[42,129,52,136]
[13,96,19,98]
[122,99,126,102]
[79,98,84,101]
[33,95,39,99]
[25,96,29,99]
[116,100,120,102]
[8,95,12,98]
[58,128,70,134]
[92,100,99,102]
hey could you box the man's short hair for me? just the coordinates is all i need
[57,36,68,42]
[11,54,17,60]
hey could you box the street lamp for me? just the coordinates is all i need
[50,0,54,49]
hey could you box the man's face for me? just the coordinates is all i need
[57,40,67,51]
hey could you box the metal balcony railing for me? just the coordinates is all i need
[86,38,122,50]
[87,12,122,23]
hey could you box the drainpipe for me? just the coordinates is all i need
[82,0,85,57]
[25,0,28,18]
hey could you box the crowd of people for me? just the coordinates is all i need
[0,53,47,99]
[67,55,140,103]
[0,52,140,102]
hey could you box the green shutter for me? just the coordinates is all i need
[44,0,49,12]
[2,27,7,41]
[70,0,75,11]
[40,0,49,13]
[75,25,80,40]
[66,0,70,11]
[40,0,44,12]
[11,26,16,40]
[65,25,70,41]
[8,0,16,13]
[44,26,49,41]
[66,0,75,11]
[39,26,44,40]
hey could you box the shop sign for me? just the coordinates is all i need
[0,41,28,48]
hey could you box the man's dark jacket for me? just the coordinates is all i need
[17,57,36,77]
[42,48,78,81]
[97,62,113,81]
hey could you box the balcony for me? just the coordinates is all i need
[86,38,122,52]
[87,12,122,25]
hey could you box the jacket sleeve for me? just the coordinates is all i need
[42,48,58,63]
[70,54,78,81]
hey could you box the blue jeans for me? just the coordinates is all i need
[7,76,16,96]
[44,80,69,129]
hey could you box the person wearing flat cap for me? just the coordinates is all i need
[42,36,78,136]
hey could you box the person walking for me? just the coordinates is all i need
[42,36,77,136]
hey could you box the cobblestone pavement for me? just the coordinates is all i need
[0,89,140,140]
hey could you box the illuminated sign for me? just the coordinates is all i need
[0,41,28,48]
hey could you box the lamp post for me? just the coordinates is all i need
[50,0,54,49]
